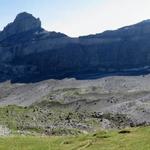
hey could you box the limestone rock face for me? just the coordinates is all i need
[1,13,150,82]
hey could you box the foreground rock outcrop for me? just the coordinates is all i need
[0,125,10,136]
[1,12,150,82]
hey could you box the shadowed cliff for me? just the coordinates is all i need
[0,12,150,83]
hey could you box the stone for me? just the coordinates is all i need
[0,125,11,136]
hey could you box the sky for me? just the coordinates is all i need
[0,0,150,37]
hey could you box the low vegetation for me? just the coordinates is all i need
[0,127,150,150]
[0,103,138,136]
[0,104,100,135]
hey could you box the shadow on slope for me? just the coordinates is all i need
[2,69,150,83]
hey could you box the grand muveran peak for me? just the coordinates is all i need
[0,12,41,40]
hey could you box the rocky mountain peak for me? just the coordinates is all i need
[1,14,150,83]
[14,12,41,24]
[0,12,41,41]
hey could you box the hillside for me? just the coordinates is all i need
[0,75,150,134]
[1,12,150,138]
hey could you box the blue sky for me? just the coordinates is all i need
[0,0,150,37]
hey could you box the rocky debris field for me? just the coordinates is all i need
[0,75,150,135]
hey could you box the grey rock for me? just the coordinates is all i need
[0,125,11,136]
[0,12,41,41]
[1,13,150,82]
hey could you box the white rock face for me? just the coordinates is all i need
[0,125,10,136]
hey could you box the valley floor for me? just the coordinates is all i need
[0,127,150,150]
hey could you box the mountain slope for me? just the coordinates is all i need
[1,12,150,82]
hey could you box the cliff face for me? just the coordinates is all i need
[0,12,150,82]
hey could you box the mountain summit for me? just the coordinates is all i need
[0,12,41,41]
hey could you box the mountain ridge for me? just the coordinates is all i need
[1,12,150,82]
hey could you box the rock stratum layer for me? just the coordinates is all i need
[1,12,150,82]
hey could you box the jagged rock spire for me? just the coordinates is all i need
[0,12,41,40]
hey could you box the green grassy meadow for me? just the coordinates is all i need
[0,127,150,150]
